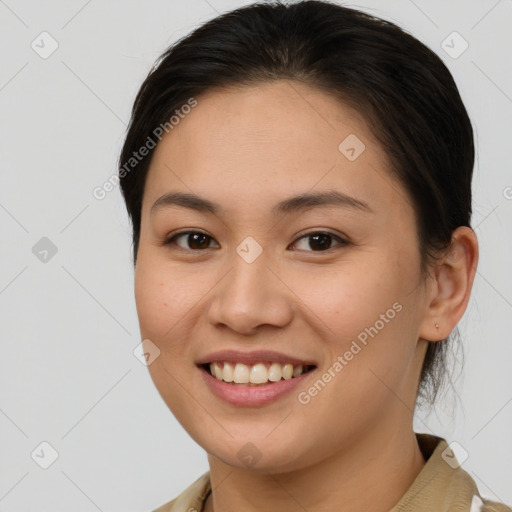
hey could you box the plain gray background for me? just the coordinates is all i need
[1,0,511,510]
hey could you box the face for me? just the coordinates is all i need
[134,80,431,473]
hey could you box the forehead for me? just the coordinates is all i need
[143,80,410,219]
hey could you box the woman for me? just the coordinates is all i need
[118,1,511,510]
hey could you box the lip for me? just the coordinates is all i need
[195,349,316,367]
[199,364,317,407]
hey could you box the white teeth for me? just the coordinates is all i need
[292,365,303,377]
[250,363,268,384]
[223,362,234,382]
[208,361,308,384]
[282,363,293,380]
[233,363,250,383]
[268,362,282,382]
[213,362,223,380]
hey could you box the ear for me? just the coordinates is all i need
[418,226,479,342]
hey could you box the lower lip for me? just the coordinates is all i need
[198,365,315,407]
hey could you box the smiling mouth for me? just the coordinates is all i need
[201,361,317,386]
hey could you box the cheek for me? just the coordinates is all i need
[134,253,208,340]
[293,255,419,381]
[289,258,401,337]
[134,264,169,339]
[133,256,202,408]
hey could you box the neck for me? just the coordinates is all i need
[203,422,426,512]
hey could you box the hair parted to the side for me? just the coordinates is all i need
[118,0,475,408]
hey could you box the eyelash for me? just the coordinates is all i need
[163,230,350,253]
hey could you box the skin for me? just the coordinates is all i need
[134,80,478,512]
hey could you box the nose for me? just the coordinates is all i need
[207,252,294,335]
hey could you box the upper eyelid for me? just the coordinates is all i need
[167,229,348,249]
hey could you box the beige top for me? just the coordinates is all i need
[152,433,511,512]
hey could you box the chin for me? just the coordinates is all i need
[196,431,313,474]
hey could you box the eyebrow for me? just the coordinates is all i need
[150,190,373,218]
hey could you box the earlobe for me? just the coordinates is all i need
[418,226,479,342]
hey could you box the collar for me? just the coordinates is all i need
[153,433,509,512]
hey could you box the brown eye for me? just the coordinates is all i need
[163,230,348,253]
[290,231,348,252]
[165,231,219,251]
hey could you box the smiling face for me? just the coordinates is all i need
[134,80,432,472]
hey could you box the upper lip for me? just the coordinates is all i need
[196,350,317,367]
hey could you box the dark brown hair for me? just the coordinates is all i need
[118,0,474,406]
